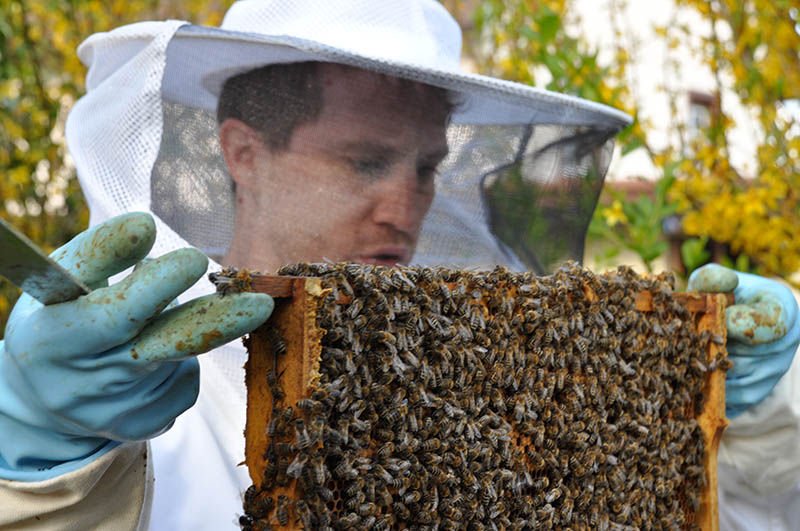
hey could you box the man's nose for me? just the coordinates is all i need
[371,173,431,234]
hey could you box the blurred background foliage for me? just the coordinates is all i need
[1,0,799,333]
[667,0,800,277]
[442,0,799,284]
[0,0,235,334]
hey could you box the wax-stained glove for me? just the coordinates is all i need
[688,264,800,418]
[0,212,273,481]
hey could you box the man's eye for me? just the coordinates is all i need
[350,157,389,176]
[417,165,439,182]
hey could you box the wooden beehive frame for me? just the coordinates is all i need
[240,274,730,530]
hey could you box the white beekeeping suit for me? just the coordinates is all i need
[1,0,800,529]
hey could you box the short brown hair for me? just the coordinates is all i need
[217,61,457,152]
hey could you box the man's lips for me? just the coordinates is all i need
[355,248,410,266]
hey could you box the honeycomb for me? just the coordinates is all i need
[211,262,730,530]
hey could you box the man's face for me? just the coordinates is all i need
[225,65,450,271]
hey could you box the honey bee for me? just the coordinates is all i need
[275,495,290,526]
[337,275,355,297]
[543,486,563,505]
[442,505,464,520]
[268,330,287,357]
[531,476,549,490]
[266,416,283,439]
[285,452,308,479]
[343,478,365,498]
[296,398,322,414]
[403,490,421,504]
[346,297,365,319]
[309,455,326,486]
[376,496,407,521]
[237,515,258,531]
[654,478,668,498]
[479,477,497,506]
[294,419,311,450]
[243,488,274,520]
[351,314,368,330]
[373,516,395,531]
[344,490,366,512]
[357,502,377,517]
[294,500,313,529]
[275,457,289,487]
[336,513,359,527]
[264,368,285,398]
[260,457,278,489]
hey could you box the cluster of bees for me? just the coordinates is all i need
[237,262,725,530]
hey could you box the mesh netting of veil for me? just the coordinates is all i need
[151,101,616,274]
[140,23,626,275]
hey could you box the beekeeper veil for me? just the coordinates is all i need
[66,0,631,275]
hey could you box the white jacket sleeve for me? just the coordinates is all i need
[0,441,153,530]
[719,347,800,498]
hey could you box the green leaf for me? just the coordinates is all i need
[594,246,621,263]
[620,137,644,156]
[631,196,656,221]
[520,25,538,41]
[580,84,600,101]
[655,173,675,199]
[542,54,564,79]
[681,237,710,276]
[627,240,665,271]
[662,160,680,180]
[734,253,752,273]
[538,11,561,43]
[660,202,679,217]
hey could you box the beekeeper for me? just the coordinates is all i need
[1,0,799,529]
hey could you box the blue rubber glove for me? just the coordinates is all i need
[689,264,800,418]
[0,212,273,480]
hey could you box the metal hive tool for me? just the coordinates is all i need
[211,262,731,531]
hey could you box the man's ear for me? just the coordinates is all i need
[218,118,268,188]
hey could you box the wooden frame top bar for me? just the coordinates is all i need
[247,274,735,312]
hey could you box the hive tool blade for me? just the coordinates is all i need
[0,217,89,305]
